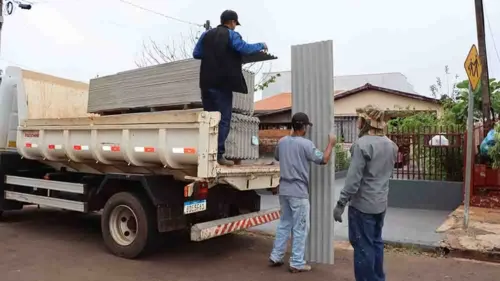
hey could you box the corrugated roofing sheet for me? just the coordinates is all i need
[291,40,335,264]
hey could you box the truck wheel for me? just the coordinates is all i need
[101,192,157,259]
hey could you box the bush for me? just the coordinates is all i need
[335,143,350,171]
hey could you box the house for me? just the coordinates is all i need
[261,71,419,100]
[255,83,441,143]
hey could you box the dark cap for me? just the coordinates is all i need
[291,112,313,127]
[220,10,241,26]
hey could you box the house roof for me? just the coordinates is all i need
[254,92,291,111]
[254,90,345,112]
[334,83,440,103]
[260,71,419,100]
[254,83,440,114]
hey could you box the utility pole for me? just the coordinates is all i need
[1,0,4,55]
[0,1,32,55]
[474,0,492,132]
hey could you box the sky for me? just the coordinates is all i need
[1,0,500,100]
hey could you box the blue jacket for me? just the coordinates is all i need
[193,29,264,59]
[193,27,264,93]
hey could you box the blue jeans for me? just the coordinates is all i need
[269,195,310,269]
[201,88,233,159]
[348,206,386,281]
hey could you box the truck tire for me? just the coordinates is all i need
[101,192,157,259]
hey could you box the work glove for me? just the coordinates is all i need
[333,202,345,223]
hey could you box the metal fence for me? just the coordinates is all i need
[334,116,358,143]
[387,125,465,182]
[258,129,351,172]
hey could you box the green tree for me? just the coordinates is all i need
[429,65,500,126]
[440,78,500,126]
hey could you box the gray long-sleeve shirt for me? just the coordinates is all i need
[338,135,398,214]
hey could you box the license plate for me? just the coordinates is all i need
[183,200,207,214]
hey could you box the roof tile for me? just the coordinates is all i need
[255,90,345,111]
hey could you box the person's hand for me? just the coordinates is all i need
[333,203,345,223]
[328,133,337,145]
[271,185,279,195]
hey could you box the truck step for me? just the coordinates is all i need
[4,191,87,212]
[5,175,85,194]
[190,207,280,242]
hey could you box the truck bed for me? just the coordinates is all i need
[16,110,279,190]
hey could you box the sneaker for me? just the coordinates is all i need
[269,259,284,267]
[218,156,234,166]
[289,264,312,273]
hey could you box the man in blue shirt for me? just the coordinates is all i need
[269,112,336,273]
[193,10,267,166]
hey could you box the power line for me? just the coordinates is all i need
[26,0,161,35]
[27,0,204,29]
[117,0,203,28]
[484,6,500,65]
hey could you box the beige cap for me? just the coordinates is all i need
[355,105,387,130]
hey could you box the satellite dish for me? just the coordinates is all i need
[6,1,14,15]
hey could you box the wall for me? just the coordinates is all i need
[334,89,442,117]
[388,180,463,211]
[258,111,292,124]
[336,172,463,211]
[22,69,91,119]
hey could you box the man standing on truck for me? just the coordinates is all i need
[192,10,267,166]
[269,112,336,273]
[333,105,398,281]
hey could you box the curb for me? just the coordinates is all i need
[382,240,442,253]
[245,229,500,263]
[246,229,440,253]
[444,247,500,263]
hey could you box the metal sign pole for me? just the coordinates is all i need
[463,83,474,229]
[463,44,482,229]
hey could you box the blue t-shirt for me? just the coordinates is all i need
[274,136,324,199]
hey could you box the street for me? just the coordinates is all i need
[0,207,499,281]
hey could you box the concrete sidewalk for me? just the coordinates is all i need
[437,206,500,260]
[253,178,449,249]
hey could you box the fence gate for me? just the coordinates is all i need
[387,126,464,182]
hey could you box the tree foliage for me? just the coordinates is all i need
[427,65,500,127]
[388,66,500,178]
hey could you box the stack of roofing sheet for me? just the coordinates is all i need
[87,59,200,113]
[232,70,255,115]
[87,59,256,114]
[225,113,260,160]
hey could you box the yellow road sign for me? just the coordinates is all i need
[464,44,482,91]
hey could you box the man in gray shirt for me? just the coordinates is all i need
[333,105,398,281]
[269,112,336,273]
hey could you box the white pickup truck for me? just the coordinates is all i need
[0,66,280,258]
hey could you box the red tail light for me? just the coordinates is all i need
[198,182,208,199]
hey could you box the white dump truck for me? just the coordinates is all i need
[0,66,280,258]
